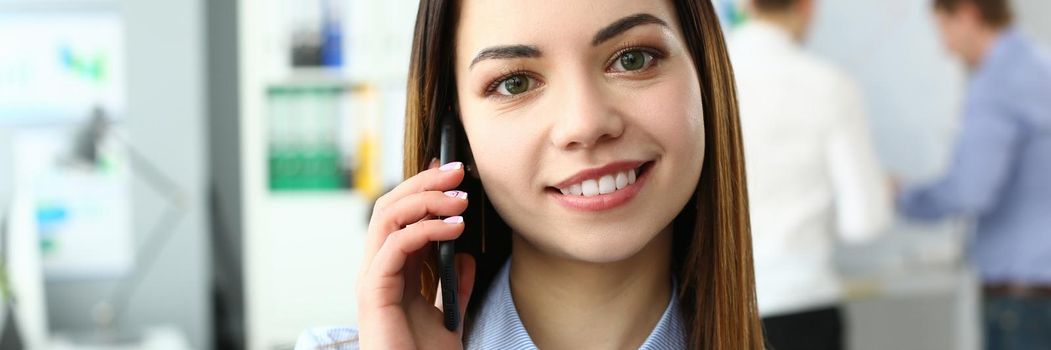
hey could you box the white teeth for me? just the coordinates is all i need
[556,167,641,197]
[598,175,615,194]
[615,171,628,190]
[581,179,599,197]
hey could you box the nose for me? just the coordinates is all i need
[548,74,625,150]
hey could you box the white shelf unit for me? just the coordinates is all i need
[236,0,418,348]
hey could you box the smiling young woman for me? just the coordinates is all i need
[299,0,763,349]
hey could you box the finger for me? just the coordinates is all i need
[402,245,427,303]
[361,218,465,312]
[377,190,469,234]
[365,217,466,300]
[455,253,476,335]
[363,190,469,271]
[371,162,464,221]
[363,163,465,269]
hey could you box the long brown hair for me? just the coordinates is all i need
[403,0,763,348]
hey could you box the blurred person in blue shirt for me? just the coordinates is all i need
[896,0,1051,348]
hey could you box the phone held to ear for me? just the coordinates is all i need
[439,113,461,331]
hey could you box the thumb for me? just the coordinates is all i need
[455,253,477,335]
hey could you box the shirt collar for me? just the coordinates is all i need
[466,259,686,349]
[731,19,797,53]
[976,27,1022,75]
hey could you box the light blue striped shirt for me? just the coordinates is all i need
[295,260,687,349]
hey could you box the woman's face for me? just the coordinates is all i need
[454,0,705,263]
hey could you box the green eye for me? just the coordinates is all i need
[497,74,531,95]
[615,50,652,72]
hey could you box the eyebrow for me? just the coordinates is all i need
[469,45,541,69]
[468,13,668,69]
[591,13,668,46]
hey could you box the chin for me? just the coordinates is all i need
[565,240,651,264]
[523,223,668,264]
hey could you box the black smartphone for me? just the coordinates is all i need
[438,113,461,331]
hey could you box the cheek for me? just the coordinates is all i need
[462,116,544,197]
[943,20,967,52]
[935,17,959,52]
[941,21,958,44]
[465,119,553,238]
[632,72,706,160]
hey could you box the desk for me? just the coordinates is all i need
[49,326,192,350]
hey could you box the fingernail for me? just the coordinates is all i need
[443,216,463,224]
[443,191,468,200]
[439,162,463,172]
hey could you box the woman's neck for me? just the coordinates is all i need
[508,227,673,349]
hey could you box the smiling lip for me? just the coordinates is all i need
[551,160,647,189]
[548,160,652,212]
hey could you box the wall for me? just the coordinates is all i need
[43,0,212,348]
[1015,0,1051,45]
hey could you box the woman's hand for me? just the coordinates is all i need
[357,160,477,349]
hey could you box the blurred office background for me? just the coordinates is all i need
[0,0,1046,349]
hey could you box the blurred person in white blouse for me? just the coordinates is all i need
[729,0,893,349]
